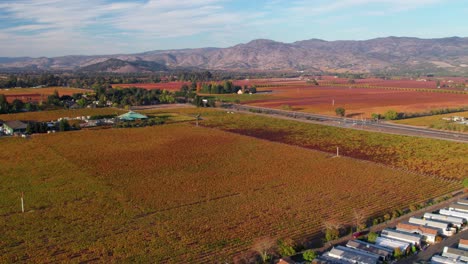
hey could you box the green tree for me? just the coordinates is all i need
[0,94,10,113]
[383,213,391,221]
[384,110,399,120]
[391,210,400,219]
[77,98,87,107]
[367,232,378,243]
[335,107,346,117]
[303,250,317,262]
[223,81,233,93]
[25,123,32,135]
[47,89,61,106]
[159,90,175,103]
[324,222,341,243]
[250,85,257,94]
[277,239,296,257]
[463,178,468,189]
[59,119,70,132]
[371,113,381,120]
[372,218,380,226]
[11,99,24,112]
[394,247,403,259]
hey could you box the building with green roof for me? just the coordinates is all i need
[118,111,148,121]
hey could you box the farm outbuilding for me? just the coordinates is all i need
[409,217,454,236]
[118,111,148,121]
[325,246,380,264]
[346,240,393,261]
[3,120,27,135]
[381,228,423,246]
[439,209,468,221]
[442,247,468,262]
[457,199,468,206]
[449,203,468,213]
[431,255,466,264]
[424,213,466,228]
[375,237,410,253]
[396,222,439,243]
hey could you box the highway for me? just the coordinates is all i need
[221,104,468,143]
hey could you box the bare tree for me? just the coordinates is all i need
[323,221,342,244]
[252,236,276,263]
[353,209,366,231]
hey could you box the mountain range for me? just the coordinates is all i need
[1,37,468,74]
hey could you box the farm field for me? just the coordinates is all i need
[109,78,468,118]
[208,93,275,103]
[0,123,460,263]
[0,108,126,122]
[238,79,468,118]
[0,87,90,103]
[393,111,468,132]
[201,111,468,179]
[112,82,191,91]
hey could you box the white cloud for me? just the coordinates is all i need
[289,0,445,15]
[0,0,267,56]
[0,0,453,57]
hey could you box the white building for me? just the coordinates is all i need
[442,247,468,262]
[396,222,439,244]
[440,209,468,221]
[409,217,455,236]
[424,213,466,228]
[326,246,380,264]
[375,237,410,253]
[381,228,423,245]
[449,203,468,213]
[431,255,466,264]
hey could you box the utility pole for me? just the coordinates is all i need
[336,147,339,157]
[195,114,201,127]
[21,192,24,213]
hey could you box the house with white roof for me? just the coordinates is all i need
[325,245,380,264]
[424,213,466,229]
[381,228,423,246]
[439,209,468,221]
[409,217,455,236]
[375,237,410,254]
[442,247,468,262]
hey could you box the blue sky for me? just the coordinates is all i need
[0,0,467,57]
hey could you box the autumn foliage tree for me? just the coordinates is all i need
[335,107,345,117]
[324,221,342,243]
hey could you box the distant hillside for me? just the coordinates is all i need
[1,37,468,74]
[78,58,167,73]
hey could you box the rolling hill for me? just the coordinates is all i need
[1,37,468,74]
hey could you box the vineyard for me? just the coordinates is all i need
[0,87,90,103]
[394,111,468,132]
[0,108,126,122]
[112,82,191,91]
[0,123,460,263]
[201,112,468,179]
